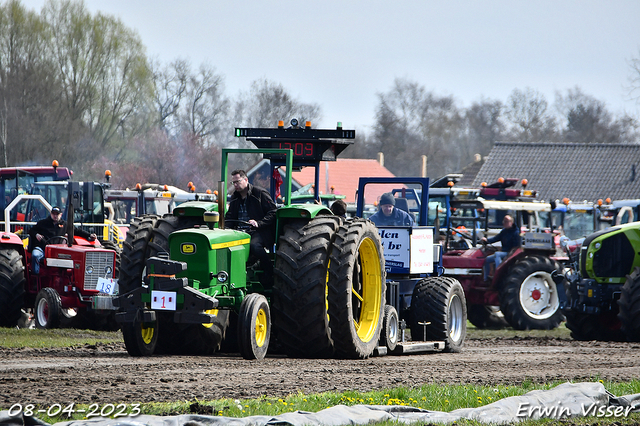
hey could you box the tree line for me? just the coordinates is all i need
[1,0,639,190]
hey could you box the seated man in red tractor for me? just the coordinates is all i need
[29,206,97,274]
[481,214,521,281]
[224,170,277,284]
[369,192,414,227]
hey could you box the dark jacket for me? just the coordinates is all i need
[29,216,93,251]
[369,207,414,227]
[224,183,277,244]
[487,224,521,252]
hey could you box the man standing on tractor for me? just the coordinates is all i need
[225,170,277,285]
[29,206,97,274]
[481,214,521,281]
[370,192,414,227]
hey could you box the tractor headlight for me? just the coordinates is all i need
[105,266,113,276]
[216,271,229,283]
[86,265,93,274]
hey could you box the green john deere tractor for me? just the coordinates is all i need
[559,221,640,341]
[115,121,388,359]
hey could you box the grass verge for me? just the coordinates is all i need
[6,379,638,425]
[0,327,122,348]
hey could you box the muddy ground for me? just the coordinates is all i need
[1,336,639,407]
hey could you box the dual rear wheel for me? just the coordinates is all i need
[273,217,386,359]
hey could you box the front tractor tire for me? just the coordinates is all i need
[327,219,385,359]
[34,288,62,329]
[618,267,640,342]
[564,310,625,342]
[410,277,467,353]
[272,217,341,358]
[121,315,159,356]
[0,248,26,327]
[238,294,271,360]
[499,255,563,330]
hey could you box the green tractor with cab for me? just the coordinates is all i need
[558,221,640,341]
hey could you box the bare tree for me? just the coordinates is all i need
[151,58,188,132]
[555,87,637,143]
[505,87,558,142]
[464,99,505,158]
[236,79,321,129]
[179,63,231,147]
[628,47,640,104]
[372,78,465,178]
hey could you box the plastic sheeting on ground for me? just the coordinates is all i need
[2,382,639,426]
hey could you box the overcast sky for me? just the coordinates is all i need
[20,0,640,132]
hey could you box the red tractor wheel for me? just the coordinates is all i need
[499,255,563,330]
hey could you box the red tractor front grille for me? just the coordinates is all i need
[84,251,116,291]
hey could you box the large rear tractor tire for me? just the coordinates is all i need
[272,217,340,358]
[238,293,271,360]
[410,276,467,353]
[121,315,159,356]
[565,310,625,342]
[34,287,62,329]
[327,219,385,359]
[0,248,26,327]
[467,304,509,329]
[618,267,640,342]
[119,215,159,294]
[147,215,228,355]
[499,255,563,330]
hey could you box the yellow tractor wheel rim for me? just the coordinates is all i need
[354,237,382,343]
[141,323,155,345]
[255,308,268,348]
[202,309,219,328]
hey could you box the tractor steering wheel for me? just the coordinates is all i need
[224,219,254,228]
[480,239,497,255]
[44,236,68,245]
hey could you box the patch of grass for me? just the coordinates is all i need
[0,327,122,348]
[11,379,639,424]
[466,321,572,339]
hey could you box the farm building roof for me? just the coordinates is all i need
[471,142,640,202]
[292,159,396,204]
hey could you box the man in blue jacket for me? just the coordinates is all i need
[481,214,521,281]
[370,193,414,227]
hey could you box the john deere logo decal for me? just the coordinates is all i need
[181,243,196,254]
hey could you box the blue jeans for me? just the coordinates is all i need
[32,247,44,274]
[484,251,507,281]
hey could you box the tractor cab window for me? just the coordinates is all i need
[428,195,447,227]
[563,210,595,240]
[487,209,515,229]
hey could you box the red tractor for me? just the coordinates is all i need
[0,192,118,330]
[442,199,564,330]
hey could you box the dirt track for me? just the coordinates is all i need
[1,336,639,407]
